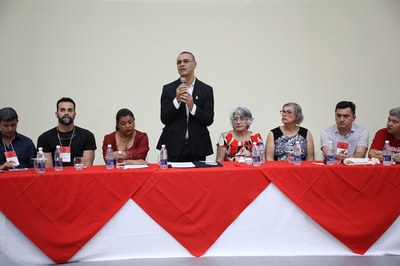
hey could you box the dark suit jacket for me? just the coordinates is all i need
[156,78,214,158]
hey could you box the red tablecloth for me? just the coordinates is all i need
[0,166,153,263]
[259,161,400,254]
[132,162,270,257]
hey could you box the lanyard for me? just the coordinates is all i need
[57,127,76,147]
[1,135,15,151]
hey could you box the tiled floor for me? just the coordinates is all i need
[2,256,399,266]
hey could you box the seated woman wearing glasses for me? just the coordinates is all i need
[266,102,314,161]
[102,108,149,165]
[216,107,263,162]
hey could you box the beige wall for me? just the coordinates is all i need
[1,0,399,164]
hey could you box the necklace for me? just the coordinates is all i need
[57,127,76,147]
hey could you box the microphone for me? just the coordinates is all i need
[180,77,187,95]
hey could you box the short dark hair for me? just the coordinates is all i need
[335,101,356,115]
[115,108,134,131]
[56,97,76,111]
[0,107,18,122]
[179,51,196,62]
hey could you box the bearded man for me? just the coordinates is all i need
[37,97,96,167]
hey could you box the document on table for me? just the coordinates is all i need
[8,168,28,171]
[169,162,196,168]
[343,157,380,165]
[124,164,149,169]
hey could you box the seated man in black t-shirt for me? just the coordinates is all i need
[37,97,97,167]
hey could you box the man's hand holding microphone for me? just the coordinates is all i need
[176,77,194,111]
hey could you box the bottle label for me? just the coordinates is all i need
[38,162,45,170]
[294,156,301,161]
[55,160,63,167]
[327,155,334,162]
[383,155,392,162]
[106,159,114,166]
[253,156,261,162]
[160,159,168,166]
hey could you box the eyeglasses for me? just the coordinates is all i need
[176,59,194,65]
[280,110,293,116]
[233,117,247,123]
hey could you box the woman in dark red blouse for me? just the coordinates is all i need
[102,108,149,165]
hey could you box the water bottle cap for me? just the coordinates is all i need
[56,145,60,148]
[161,144,166,148]
[38,147,43,151]
[118,151,122,154]
[385,140,389,143]
[108,144,112,147]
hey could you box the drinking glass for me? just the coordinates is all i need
[334,153,342,165]
[74,157,84,170]
[245,157,253,165]
[286,148,294,164]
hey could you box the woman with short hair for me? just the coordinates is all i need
[266,102,314,161]
[216,107,263,162]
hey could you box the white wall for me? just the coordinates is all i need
[1,0,399,164]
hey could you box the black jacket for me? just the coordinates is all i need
[156,78,214,158]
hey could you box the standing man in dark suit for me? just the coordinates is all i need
[157,51,214,162]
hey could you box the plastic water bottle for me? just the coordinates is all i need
[293,141,302,166]
[105,144,114,170]
[116,151,125,169]
[54,145,63,171]
[326,140,335,165]
[383,140,392,166]
[159,144,168,169]
[36,147,46,173]
[259,141,266,163]
[252,143,261,166]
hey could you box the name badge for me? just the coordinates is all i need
[4,150,20,166]
[336,141,349,154]
[60,146,71,162]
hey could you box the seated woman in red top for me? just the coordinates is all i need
[102,108,149,165]
[216,107,263,162]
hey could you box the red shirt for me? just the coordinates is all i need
[370,128,400,151]
[102,130,149,161]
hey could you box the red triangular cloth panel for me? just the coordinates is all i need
[1,166,153,263]
[0,170,38,211]
[133,163,270,256]
[260,161,400,254]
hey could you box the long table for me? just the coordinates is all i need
[1,162,399,264]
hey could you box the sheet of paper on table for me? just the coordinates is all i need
[169,162,196,168]
[124,164,149,169]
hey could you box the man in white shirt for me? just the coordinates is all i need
[320,101,369,159]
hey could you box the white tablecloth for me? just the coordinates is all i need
[1,184,399,264]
